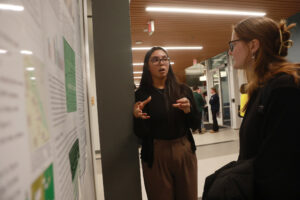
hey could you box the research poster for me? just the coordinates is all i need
[0,0,95,199]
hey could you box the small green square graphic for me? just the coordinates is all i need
[64,38,77,112]
[69,139,80,181]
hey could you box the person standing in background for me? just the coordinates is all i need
[238,83,248,118]
[202,91,208,122]
[209,87,220,133]
[192,85,205,134]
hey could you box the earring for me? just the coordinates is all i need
[252,54,255,60]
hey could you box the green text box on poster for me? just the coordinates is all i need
[64,38,77,112]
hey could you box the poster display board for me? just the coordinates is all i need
[0,0,96,199]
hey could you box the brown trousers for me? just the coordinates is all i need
[142,136,198,200]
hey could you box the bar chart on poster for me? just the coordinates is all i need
[0,0,96,200]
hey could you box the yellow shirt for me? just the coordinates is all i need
[240,94,248,117]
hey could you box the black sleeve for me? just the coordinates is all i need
[133,89,151,138]
[216,95,220,112]
[199,95,205,107]
[253,86,300,199]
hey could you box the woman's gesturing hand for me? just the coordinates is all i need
[172,97,191,114]
[133,96,151,119]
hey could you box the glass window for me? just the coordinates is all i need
[210,52,228,69]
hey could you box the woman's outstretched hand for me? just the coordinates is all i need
[133,96,151,119]
[173,97,191,114]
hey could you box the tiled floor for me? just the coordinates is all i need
[193,128,239,146]
[95,128,240,200]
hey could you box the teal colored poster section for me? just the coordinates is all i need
[64,38,77,112]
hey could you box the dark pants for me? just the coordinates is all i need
[197,111,202,132]
[204,107,208,121]
[212,110,219,131]
[142,136,198,200]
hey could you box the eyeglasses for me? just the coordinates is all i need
[228,39,241,52]
[150,56,170,65]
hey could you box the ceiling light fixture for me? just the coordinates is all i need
[20,50,33,55]
[26,67,35,71]
[199,75,207,81]
[133,71,143,74]
[0,49,8,54]
[0,3,24,11]
[132,47,202,50]
[146,7,266,16]
[134,76,142,79]
[135,41,143,45]
[133,62,144,66]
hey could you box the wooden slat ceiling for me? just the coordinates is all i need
[130,0,300,82]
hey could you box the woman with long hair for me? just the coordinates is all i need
[203,17,300,199]
[133,47,199,200]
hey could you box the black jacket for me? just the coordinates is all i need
[134,84,199,167]
[209,94,220,112]
[203,73,300,200]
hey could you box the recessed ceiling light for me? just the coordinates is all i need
[199,75,207,81]
[26,67,35,71]
[20,50,33,55]
[146,7,266,16]
[0,49,8,54]
[133,62,144,66]
[0,3,24,11]
[132,46,202,50]
[135,41,143,45]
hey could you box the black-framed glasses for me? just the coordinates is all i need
[150,56,170,65]
[228,39,241,52]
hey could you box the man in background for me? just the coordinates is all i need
[192,85,205,134]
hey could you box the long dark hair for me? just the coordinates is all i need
[234,17,300,98]
[138,46,186,107]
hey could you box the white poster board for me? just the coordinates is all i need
[0,0,96,199]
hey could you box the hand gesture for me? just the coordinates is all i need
[172,97,191,114]
[133,96,151,119]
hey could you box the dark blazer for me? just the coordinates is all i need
[209,93,220,112]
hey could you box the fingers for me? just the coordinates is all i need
[176,97,189,104]
[133,98,151,119]
[134,108,150,119]
[136,111,150,119]
[173,98,190,107]
[172,103,181,108]
[172,103,190,108]
[172,97,191,114]
[140,113,150,119]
